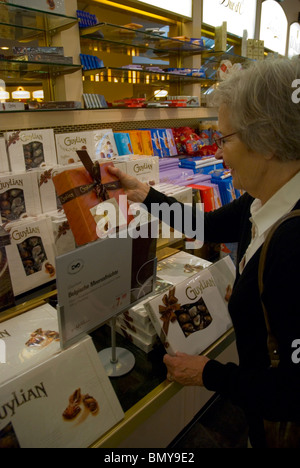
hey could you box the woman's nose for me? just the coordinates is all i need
[215,147,223,160]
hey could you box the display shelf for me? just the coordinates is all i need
[83,66,216,86]
[0,106,218,131]
[0,1,78,41]
[0,58,82,81]
[80,22,209,58]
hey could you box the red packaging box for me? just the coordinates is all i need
[188,184,215,212]
[53,151,132,246]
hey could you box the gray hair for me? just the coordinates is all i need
[212,57,300,161]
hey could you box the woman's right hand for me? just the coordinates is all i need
[108,165,150,203]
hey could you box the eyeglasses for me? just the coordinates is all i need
[213,132,238,149]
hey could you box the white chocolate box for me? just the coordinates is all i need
[0,335,124,448]
[0,171,42,224]
[0,304,60,385]
[5,216,56,296]
[0,137,9,172]
[145,256,235,356]
[5,129,57,172]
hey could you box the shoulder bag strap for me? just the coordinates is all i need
[258,209,300,368]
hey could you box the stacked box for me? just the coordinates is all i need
[154,183,193,204]
[0,137,9,172]
[4,216,56,296]
[5,129,57,172]
[0,171,42,223]
[114,319,160,353]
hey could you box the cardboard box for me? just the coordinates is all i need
[165,129,177,156]
[145,256,234,355]
[37,163,82,213]
[0,335,124,448]
[188,184,215,212]
[52,160,132,246]
[5,129,57,172]
[149,129,162,157]
[0,226,14,312]
[92,129,119,159]
[139,130,154,156]
[0,103,25,112]
[0,304,60,384]
[117,316,156,342]
[5,216,56,296]
[126,157,159,186]
[114,133,134,156]
[0,137,9,172]
[155,183,193,204]
[115,321,159,353]
[55,132,95,166]
[156,251,212,286]
[0,171,42,223]
[127,131,144,155]
[9,0,66,14]
[50,214,76,256]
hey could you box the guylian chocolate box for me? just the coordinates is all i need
[5,129,57,172]
[145,256,234,355]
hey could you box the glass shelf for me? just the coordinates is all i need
[83,66,216,86]
[0,58,82,81]
[80,22,210,58]
[0,1,78,41]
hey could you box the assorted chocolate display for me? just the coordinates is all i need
[17,236,48,276]
[0,189,26,222]
[176,297,213,337]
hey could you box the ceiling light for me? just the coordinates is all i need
[12,86,30,100]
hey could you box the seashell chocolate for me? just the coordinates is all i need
[0,189,26,222]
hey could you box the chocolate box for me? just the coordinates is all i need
[0,304,60,384]
[4,216,56,296]
[0,138,9,173]
[52,159,132,246]
[145,256,234,355]
[0,335,124,448]
[0,171,42,224]
[5,129,57,172]
[92,129,119,159]
[156,251,212,285]
[0,225,14,312]
[37,163,82,213]
[55,131,95,166]
[125,156,159,186]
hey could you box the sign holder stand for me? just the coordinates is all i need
[98,316,135,377]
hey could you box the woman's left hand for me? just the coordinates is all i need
[163,352,210,386]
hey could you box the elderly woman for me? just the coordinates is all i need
[109,57,300,448]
